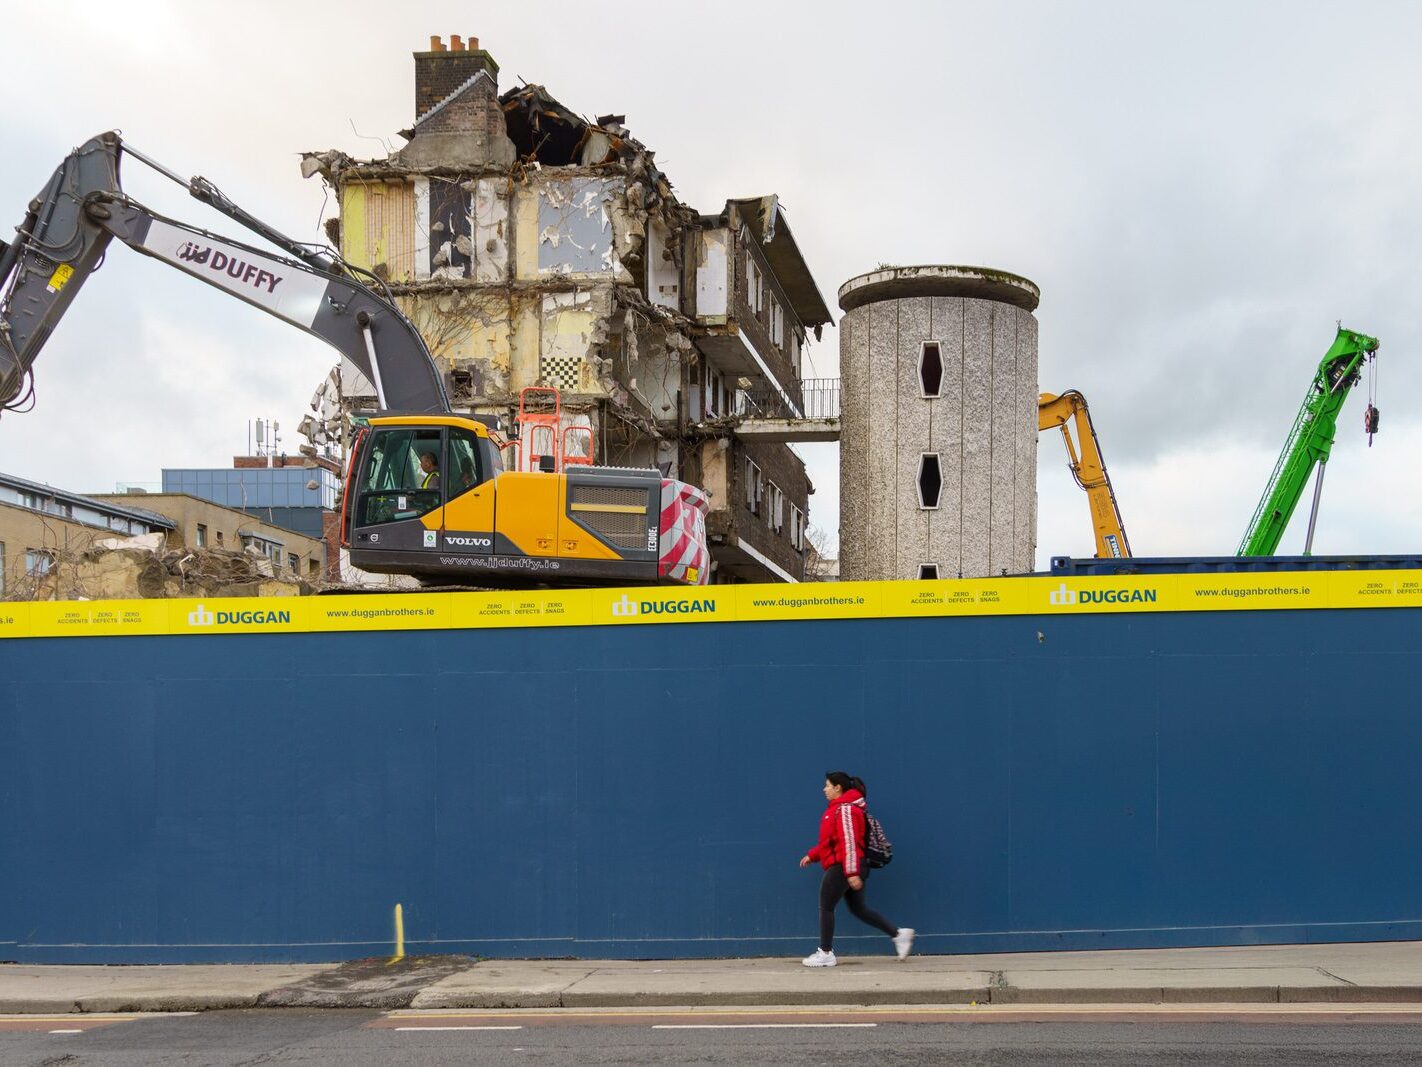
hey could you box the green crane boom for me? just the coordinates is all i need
[1237,326,1379,557]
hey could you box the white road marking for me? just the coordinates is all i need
[653,1023,878,1029]
[396,1025,524,1031]
[48,1029,84,1034]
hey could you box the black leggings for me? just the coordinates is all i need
[819,864,897,951]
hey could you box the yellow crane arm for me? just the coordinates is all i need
[1038,390,1131,559]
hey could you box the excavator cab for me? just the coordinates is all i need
[349,419,499,537]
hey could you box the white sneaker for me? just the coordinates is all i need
[802,948,837,967]
[893,928,915,960]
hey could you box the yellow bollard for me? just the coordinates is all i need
[388,903,405,965]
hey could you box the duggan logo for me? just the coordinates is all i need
[611,594,716,618]
[1048,582,1158,607]
[186,602,292,627]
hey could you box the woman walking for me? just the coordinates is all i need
[799,771,914,967]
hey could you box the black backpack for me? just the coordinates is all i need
[863,809,893,868]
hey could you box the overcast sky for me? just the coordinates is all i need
[2,0,1419,568]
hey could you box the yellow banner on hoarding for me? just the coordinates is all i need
[1,569,1419,641]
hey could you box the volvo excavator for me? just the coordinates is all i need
[0,132,708,588]
[1038,390,1131,559]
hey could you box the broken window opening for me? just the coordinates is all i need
[918,563,940,580]
[767,481,784,532]
[790,506,806,552]
[919,342,944,398]
[500,85,590,165]
[917,453,943,510]
[745,458,763,515]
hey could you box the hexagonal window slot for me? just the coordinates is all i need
[917,453,943,510]
[919,342,943,398]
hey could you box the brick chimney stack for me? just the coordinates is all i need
[414,34,499,119]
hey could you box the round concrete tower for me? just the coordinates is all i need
[838,265,1039,581]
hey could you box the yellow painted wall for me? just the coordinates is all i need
[339,180,417,281]
[400,293,513,376]
[513,190,541,281]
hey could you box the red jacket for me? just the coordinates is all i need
[806,788,867,876]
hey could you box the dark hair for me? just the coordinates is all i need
[825,771,854,791]
[850,775,868,798]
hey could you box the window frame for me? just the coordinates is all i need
[356,425,446,527]
[745,458,763,514]
[918,341,944,399]
[24,548,53,577]
[444,425,488,500]
[768,481,784,533]
[917,452,944,510]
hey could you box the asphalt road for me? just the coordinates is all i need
[5,1007,1422,1065]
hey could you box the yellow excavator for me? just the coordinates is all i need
[1038,390,1131,559]
[0,132,709,588]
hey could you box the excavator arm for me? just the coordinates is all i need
[0,132,448,414]
[1039,390,1131,559]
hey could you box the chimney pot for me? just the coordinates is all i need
[468,36,479,50]
[429,35,445,52]
[451,34,464,51]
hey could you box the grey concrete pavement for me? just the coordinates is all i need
[2,942,1421,1013]
[0,964,334,1013]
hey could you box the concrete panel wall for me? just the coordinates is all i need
[840,278,1037,581]
[866,301,899,581]
[5,608,1422,963]
[895,298,933,576]
[1015,313,1040,559]
[838,308,869,579]
[930,297,965,576]
[959,300,995,578]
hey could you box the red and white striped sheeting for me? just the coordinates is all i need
[659,479,710,586]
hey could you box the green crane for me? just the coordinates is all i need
[1237,326,1379,557]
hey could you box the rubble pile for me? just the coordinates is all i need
[21,537,310,602]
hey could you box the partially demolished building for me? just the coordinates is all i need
[301,36,835,583]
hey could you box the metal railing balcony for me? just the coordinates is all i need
[735,378,840,421]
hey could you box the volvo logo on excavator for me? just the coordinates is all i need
[176,241,284,294]
[444,534,492,548]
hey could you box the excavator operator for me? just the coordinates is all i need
[418,450,440,490]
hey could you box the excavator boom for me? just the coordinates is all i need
[1039,390,1131,559]
[0,132,447,414]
